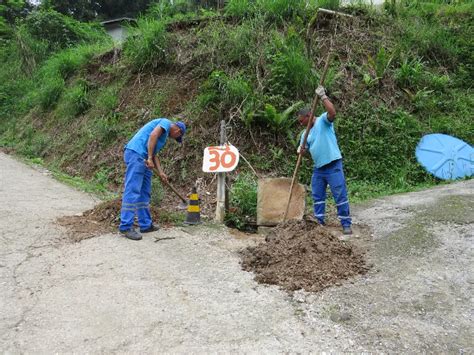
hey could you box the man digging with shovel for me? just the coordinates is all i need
[297,86,352,236]
[119,118,186,241]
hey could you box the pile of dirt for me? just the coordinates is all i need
[57,198,182,242]
[240,220,369,293]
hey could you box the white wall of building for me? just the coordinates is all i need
[105,24,128,43]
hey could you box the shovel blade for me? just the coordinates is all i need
[177,201,188,210]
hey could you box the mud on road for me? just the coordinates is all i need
[1,152,473,353]
[241,220,370,292]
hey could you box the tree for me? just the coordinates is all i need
[39,0,155,21]
[41,0,100,21]
[0,0,32,24]
[96,0,154,20]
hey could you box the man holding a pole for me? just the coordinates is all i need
[119,118,187,241]
[297,86,352,235]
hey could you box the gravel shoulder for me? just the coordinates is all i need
[1,152,472,353]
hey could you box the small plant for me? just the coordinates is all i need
[427,73,450,91]
[225,172,258,230]
[198,70,253,113]
[412,88,435,112]
[257,101,302,137]
[366,47,393,83]
[93,167,113,188]
[93,112,122,145]
[395,57,425,88]
[363,73,378,87]
[63,79,90,117]
[96,86,120,113]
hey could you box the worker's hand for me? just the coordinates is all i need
[158,172,168,184]
[297,145,306,155]
[145,158,155,169]
[315,85,326,98]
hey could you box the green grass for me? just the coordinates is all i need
[123,18,170,71]
[17,155,116,199]
[53,170,114,198]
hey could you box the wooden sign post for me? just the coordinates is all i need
[216,120,226,222]
[202,121,240,222]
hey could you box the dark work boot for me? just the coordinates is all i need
[140,223,160,233]
[120,229,142,241]
[342,226,353,235]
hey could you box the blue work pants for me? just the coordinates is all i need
[119,149,153,231]
[311,159,351,227]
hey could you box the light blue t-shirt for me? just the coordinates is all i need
[300,112,342,168]
[125,118,171,158]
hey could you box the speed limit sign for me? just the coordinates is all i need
[203,144,240,173]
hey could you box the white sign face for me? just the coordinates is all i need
[202,144,240,173]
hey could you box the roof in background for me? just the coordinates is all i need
[100,17,136,25]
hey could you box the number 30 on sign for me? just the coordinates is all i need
[202,145,239,173]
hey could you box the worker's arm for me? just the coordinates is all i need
[322,97,336,121]
[152,156,168,183]
[315,86,336,121]
[145,126,163,169]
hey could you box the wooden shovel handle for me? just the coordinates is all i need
[152,167,187,203]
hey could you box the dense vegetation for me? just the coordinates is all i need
[1,0,473,228]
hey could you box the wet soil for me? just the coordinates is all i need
[240,220,370,293]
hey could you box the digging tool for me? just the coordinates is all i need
[160,176,188,210]
[283,51,333,221]
[150,162,188,210]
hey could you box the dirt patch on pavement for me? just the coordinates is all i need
[57,199,184,242]
[241,220,370,293]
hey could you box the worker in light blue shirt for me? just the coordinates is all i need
[298,86,352,235]
[119,118,187,241]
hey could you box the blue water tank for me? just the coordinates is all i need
[415,134,473,180]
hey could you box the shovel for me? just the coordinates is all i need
[283,50,333,220]
[151,167,188,210]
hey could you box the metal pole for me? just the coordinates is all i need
[215,120,226,222]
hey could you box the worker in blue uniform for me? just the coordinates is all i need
[119,118,186,240]
[297,86,352,235]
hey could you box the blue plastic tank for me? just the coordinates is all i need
[415,134,473,180]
